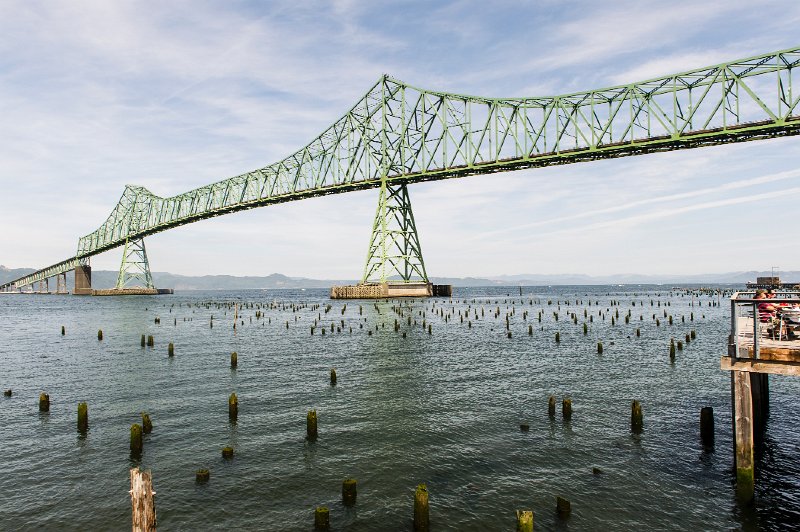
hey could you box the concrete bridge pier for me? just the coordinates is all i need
[74,263,92,295]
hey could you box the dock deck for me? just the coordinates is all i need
[724,291,800,503]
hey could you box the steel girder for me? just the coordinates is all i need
[3,46,800,291]
[75,46,800,261]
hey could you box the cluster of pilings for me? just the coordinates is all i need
[2,287,745,528]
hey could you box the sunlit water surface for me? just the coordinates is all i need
[1,286,798,531]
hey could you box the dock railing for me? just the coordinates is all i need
[730,290,800,361]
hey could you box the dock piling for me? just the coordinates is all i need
[39,393,50,412]
[700,406,714,447]
[515,510,533,531]
[413,483,429,531]
[130,468,157,532]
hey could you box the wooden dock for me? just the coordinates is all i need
[724,301,800,503]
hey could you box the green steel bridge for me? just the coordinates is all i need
[3,46,800,293]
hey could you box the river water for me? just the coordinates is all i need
[0,286,798,531]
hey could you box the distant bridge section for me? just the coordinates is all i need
[2,46,799,292]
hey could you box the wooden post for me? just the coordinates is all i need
[548,395,556,418]
[141,334,146,347]
[229,393,238,422]
[700,406,714,447]
[314,506,330,530]
[631,400,643,433]
[222,446,234,459]
[167,343,174,357]
[414,483,429,531]
[556,496,571,517]
[750,373,769,438]
[562,398,572,420]
[515,509,533,531]
[196,469,210,483]
[61,325,65,336]
[39,393,50,412]
[230,352,238,368]
[130,467,157,531]
[97,329,103,341]
[307,410,318,441]
[130,423,143,456]
[732,370,754,504]
[330,368,337,386]
[141,413,153,434]
[77,402,88,432]
[342,478,357,506]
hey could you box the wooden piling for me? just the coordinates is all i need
[168,343,174,357]
[548,395,556,418]
[342,478,357,506]
[130,468,157,531]
[597,342,603,354]
[61,325,65,336]
[222,446,234,459]
[147,335,154,347]
[77,402,88,432]
[228,393,238,422]
[631,400,643,433]
[141,412,153,434]
[516,510,534,531]
[330,368,337,386]
[307,410,318,441]
[700,406,714,446]
[131,423,143,455]
[733,371,754,503]
[141,334,146,347]
[39,393,50,412]
[196,469,210,483]
[556,496,571,517]
[314,506,330,530]
[231,352,238,369]
[562,398,572,420]
[3,389,10,397]
[97,329,103,341]
[414,483,429,531]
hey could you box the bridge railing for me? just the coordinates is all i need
[730,290,800,359]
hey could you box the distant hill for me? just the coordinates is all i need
[2,264,796,289]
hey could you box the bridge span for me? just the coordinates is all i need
[2,46,799,294]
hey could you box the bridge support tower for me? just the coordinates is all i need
[89,238,172,296]
[331,181,451,299]
[116,238,155,290]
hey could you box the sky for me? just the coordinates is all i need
[1,0,799,279]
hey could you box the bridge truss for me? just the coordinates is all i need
[3,46,800,292]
